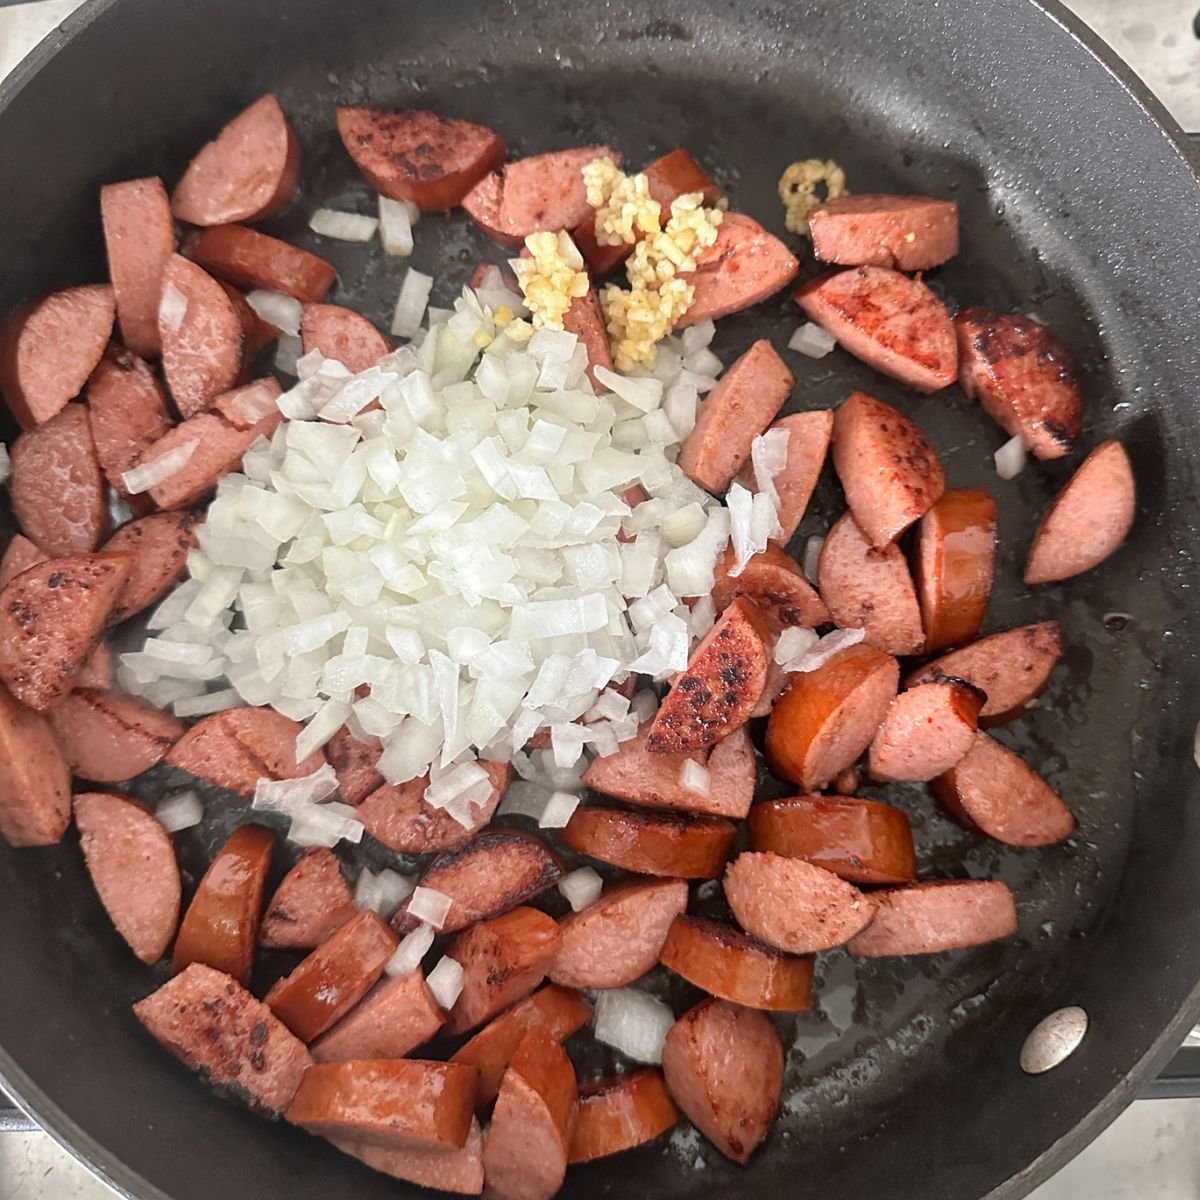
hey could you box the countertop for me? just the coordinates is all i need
[1,0,1198,1197]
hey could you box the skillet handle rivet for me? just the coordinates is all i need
[1020,1006,1088,1074]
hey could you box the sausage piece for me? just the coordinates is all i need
[724,851,877,953]
[847,879,1018,956]
[0,285,115,429]
[158,255,243,417]
[77,641,114,689]
[0,536,46,593]
[677,339,794,493]
[74,791,181,963]
[482,1028,577,1200]
[905,621,1062,725]
[10,403,108,556]
[749,795,915,885]
[712,541,830,631]
[677,212,800,326]
[49,688,184,782]
[445,907,562,1035]
[358,761,510,854]
[336,106,507,211]
[266,910,399,1042]
[300,303,391,373]
[0,683,71,846]
[562,286,614,388]
[102,510,201,623]
[172,94,300,226]
[326,726,383,806]
[648,597,771,753]
[832,391,945,547]
[736,410,833,542]
[659,915,814,1011]
[550,878,688,990]
[930,731,1076,845]
[172,823,274,984]
[569,1070,679,1163]
[134,962,311,1116]
[312,969,445,1063]
[955,308,1083,460]
[794,266,956,393]
[392,830,562,935]
[1024,440,1135,585]
[451,985,591,1108]
[327,1120,485,1194]
[287,1059,479,1149]
[765,641,899,790]
[867,679,985,782]
[914,488,997,653]
[808,193,959,271]
[817,511,925,655]
[101,177,175,357]
[260,848,357,949]
[188,225,336,303]
[660,998,782,1164]
[582,722,754,819]
[86,347,174,495]
[0,552,131,712]
[562,807,736,879]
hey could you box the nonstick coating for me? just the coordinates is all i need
[0,2,1199,1198]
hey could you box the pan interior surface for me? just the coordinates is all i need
[0,2,1198,1199]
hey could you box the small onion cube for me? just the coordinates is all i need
[392,269,434,338]
[122,441,197,495]
[386,923,436,977]
[426,956,465,1011]
[775,625,819,666]
[275,333,303,376]
[803,535,824,584]
[309,208,379,242]
[158,281,188,332]
[792,626,865,673]
[408,885,453,930]
[593,988,675,1064]
[379,196,418,256]
[788,321,837,358]
[156,790,203,833]
[558,866,604,912]
[679,759,711,797]
[994,434,1027,480]
[246,290,302,337]
[538,790,580,828]
[0,443,10,486]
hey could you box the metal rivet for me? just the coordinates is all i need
[1020,1006,1089,1074]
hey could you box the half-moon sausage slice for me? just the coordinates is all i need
[712,541,830,631]
[312,969,445,1064]
[300,303,392,373]
[659,916,813,1011]
[930,731,1076,846]
[86,347,173,496]
[735,410,833,542]
[561,807,735,879]
[188,225,336,303]
[867,679,985,782]
[562,285,614,388]
[326,726,383,806]
[103,511,201,624]
[260,848,357,950]
[0,535,45,590]
[808,193,959,271]
[847,879,1018,956]
[569,1070,679,1163]
[327,1119,485,1194]
[49,688,185,781]
[0,683,71,846]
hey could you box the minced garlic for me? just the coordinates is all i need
[778,158,848,235]
[584,156,661,248]
[510,231,590,330]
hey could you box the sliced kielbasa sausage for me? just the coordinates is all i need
[103,510,201,623]
[0,535,45,590]
[867,679,985,782]
[86,347,174,496]
[312,969,445,1063]
[847,879,1018,956]
[569,1070,679,1163]
[300,303,391,373]
[561,807,736,879]
[49,688,184,782]
[188,225,336,303]
[0,683,71,847]
[736,409,833,542]
[260,848,357,950]
[326,725,384,806]
[808,193,958,271]
[327,1120,485,1194]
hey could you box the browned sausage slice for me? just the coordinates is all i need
[86,347,174,496]
[10,404,108,556]
[736,410,833,542]
[930,731,1076,845]
[660,998,782,1164]
[188,225,336,303]
[444,907,562,1035]
[336,106,507,211]
[75,791,181,962]
[677,339,794,493]
[158,255,243,417]
[326,726,383,806]
[266,910,399,1042]
[327,1120,485,1194]
[832,391,946,547]
[260,848,357,949]
[102,511,201,623]
[172,823,274,984]
[659,915,814,1011]
[287,1059,479,1149]
[794,266,956,393]
[582,722,754,819]
[482,1028,577,1200]
[101,177,175,357]
[0,553,131,712]
[724,851,877,953]
[172,94,300,226]
[914,488,997,653]
[451,985,591,1108]
[677,212,800,326]
[847,879,1018,956]
[562,286,613,388]
[867,679,985,782]
[0,683,71,846]
[49,688,184,781]
[358,761,509,854]
[0,535,45,590]
[648,597,771,753]
[1024,440,1135,585]
[765,641,898,789]
[392,830,562,935]
[0,285,115,429]
[562,807,736,879]
[955,308,1083,460]
[904,621,1062,725]
[569,1070,679,1163]
[817,511,925,655]
[550,878,688,990]
[713,540,830,631]
[312,969,445,1063]
[300,303,391,373]
[808,193,959,271]
[134,962,311,1115]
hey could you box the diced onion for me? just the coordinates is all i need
[252,763,339,813]
[158,281,188,332]
[774,626,819,666]
[994,434,1027,480]
[426,956,465,1010]
[275,333,303,376]
[155,790,203,832]
[408,885,453,930]
[122,441,197,495]
[593,988,674,1064]
[356,867,416,918]
[790,626,865,673]
[803,535,824,584]
[788,321,837,358]
[379,196,419,256]
[558,866,604,911]
[538,790,580,828]
[246,290,302,336]
[387,923,436,977]
[309,208,379,242]
[392,269,434,337]
[0,443,11,486]
[679,759,711,797]
[173,687,241,717]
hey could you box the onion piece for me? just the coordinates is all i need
[122,442,197,495]
[679,759,711,797]
[593,988,674,1064]
[790,626,865,673]
[246,290,302,336]
[386,923,436,977]
[158,281,188,333]
[155,790,203,833]
[426,956,465,1010]
[309,208,379,242]
[0,443,11,486]
[994,434,1027,480]
[558,866,604,911]
[408,885,453,930]
[803,535,824,584]
[392,269,434,338]
[788,321,837,358]
[379,196,419,256]
[538,790,580,829]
